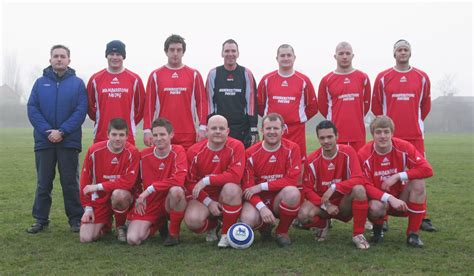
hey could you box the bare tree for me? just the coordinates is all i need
[2,51,26,103]
[436,73,458,97]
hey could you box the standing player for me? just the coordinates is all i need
[127,118,187,246]
[143,34,208,149]
[257,44,318,157]
[297,120,370,250]
[87,40,145,145]
[240,113,302,247]
[79,118,140,243]
[359,116,433,247]
[372,39,435,231]
[206,39,258,148]
[318,41,371,152]
[183,115,245,248]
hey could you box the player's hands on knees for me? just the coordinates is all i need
[192,180,206,199]
[135,191,149,215]
[326,204,339,216]
[143,132,153,147]
[321,188,334,205]
[381,174,400,191]
[81,210,94,224]
[83,184,98,195]
[243,185,262,201]
[388,196,408,212]
[208,201,222,217]
[259,206,276,224]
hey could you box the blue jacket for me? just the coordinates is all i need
[27,66,88,151]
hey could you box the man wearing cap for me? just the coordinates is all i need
[143,34,208,150]
[87,40,145,145]
[372,39,435,232]
[86,40,145,239]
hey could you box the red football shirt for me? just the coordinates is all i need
[372,67,431,140]
[87,69,145,144]
[80,141,140,208]
[318,70,371,143]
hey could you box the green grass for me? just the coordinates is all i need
[0,129,473,274]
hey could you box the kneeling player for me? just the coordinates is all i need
[240,113,302,247]
[184,115,245,248]
[127,118,188,246]
[359,115,433,247]
[80,118,140,243]
[298,120,370,249]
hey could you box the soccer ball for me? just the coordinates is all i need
[227,222,254,249]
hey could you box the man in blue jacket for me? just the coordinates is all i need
[27,45,88,233]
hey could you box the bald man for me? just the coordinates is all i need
[183,115,245,248]
[318,41,371,152]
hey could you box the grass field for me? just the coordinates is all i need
[0,128,473,274]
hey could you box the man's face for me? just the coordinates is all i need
[262,119,283,146]
[394,46,411,64]
[166,43,184,66]
[152,126,173,151]
[276,47,295,70]
[107,128,127,152]
[334,46,354,69]
[373,127,393,150]
[222,43,239,68]
[50,48,70,73]
[207,118,229,146]
[107,52,124,70]
[317,128,337,153]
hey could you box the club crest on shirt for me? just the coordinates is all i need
[212,155,220,163]
[381,157,390,166]
[400,76,407,83]
[111,157,119,165]
[328,162,335,170]
[111,77,120,85]
[343,77,351,84]
[159,163,165,170]
[172,72,179,79]
[226,74,234,81]
[281,80,288,87]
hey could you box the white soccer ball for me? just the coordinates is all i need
[227,222,254,249]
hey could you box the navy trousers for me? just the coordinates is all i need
[32,147,83,226]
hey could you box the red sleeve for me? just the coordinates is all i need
[133,76,146,124]
[267,145,302,191]
[185,146,211,203]
[257,78,266,117]
[86,77,97,121]
[334,148,364,195]
[194,71,208,126]
[371,74,383,116]
[302,161,322,206]
[317,77,329,118]
[406,144,434,180]
[242,155,264,207]
[209,142,245,186]
[304,77,318,120]
[420,74,431,120]
[143,72,157,131]
[363,75,371,116]
[102,148,140,191]
[364,182,385,201]
[79,148,93,207]
[151,149,188,192]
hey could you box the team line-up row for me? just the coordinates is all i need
[26,34,436,249]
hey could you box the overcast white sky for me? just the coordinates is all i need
[1,0,472,101]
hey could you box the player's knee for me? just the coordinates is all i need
[126,233,142,246]
[281,186,300,206]
[184,212,204,230]
[111,189,132,210]
[240,210,259,227]
[79,233,95,243]
[351,185,367,200]
[368,200,385,219]
[221,183,242,204]
[409,179,426,196]
[297,207,311,223]
[169,186,185,200]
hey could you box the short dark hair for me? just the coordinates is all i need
[316,120,338,137]
[50,44,70,58]
[164,34,186,53]
[277,44,295,55]
[152,117,173,134]
[108,118,128,134]
[262,113,285,128]
[222,39,239,51]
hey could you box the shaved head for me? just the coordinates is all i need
[207,115,229,148]
[335,41,353,53]
[208,115,228,128]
